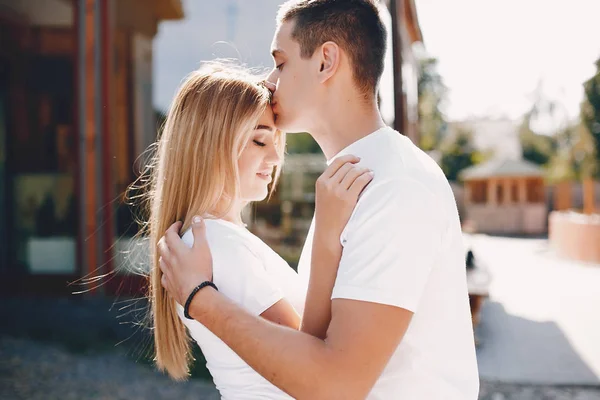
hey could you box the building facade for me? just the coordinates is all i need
[0,0,183,295]
[461,158,547,235]
[0,0,424,296]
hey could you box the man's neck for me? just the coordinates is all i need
[308,99,386,160]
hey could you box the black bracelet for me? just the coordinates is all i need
[184,281,218,320]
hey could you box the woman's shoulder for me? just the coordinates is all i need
[181,219,262,261]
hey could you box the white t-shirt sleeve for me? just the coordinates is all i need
[181,229,283,316]
[332,178,445,312]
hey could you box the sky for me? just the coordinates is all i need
[153,0,282,114]
[154,0,600,124]
[414,0,600,122]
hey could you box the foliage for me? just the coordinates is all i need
[439,128,484,182]
[519,116,557,166]
[417,57,448,151]
[580,57,600,177]
[285,132,322,154]
[518,75,599,182]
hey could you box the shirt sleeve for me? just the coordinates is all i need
[181,229,283,316]
[331,178,445,312]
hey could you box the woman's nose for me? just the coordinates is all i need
[265,143,282,165]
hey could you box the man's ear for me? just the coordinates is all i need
[317,41,340,83]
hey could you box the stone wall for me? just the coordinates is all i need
[450,181,600,229]
[549,211,600,264]
[466,204,547,235]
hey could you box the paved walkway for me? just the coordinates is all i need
[471,234,600,385]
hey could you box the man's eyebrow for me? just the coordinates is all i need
[255,125,274,132]
[271,49,283,58]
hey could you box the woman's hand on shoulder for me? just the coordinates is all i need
[314,154,373,250]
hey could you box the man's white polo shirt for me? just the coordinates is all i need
[298,126,480,399]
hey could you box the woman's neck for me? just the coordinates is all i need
[219,201,246,227]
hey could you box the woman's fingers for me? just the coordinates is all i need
[166,220,182,235]
[161,271,170,292]
[164,221,187,256]
[348,170,374,198]
[190,216,208,251]
[158,255,170,274]
[330,162,355,185]
[324,154,360,179]
[157,237,173,266]
[340,166,371,190]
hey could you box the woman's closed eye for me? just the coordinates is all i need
[253,139,266,147]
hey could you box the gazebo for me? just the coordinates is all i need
[460,158,546,235]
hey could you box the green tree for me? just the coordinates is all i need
[581,57,600,177]
[285,132,322,154]
[518,82,561,167]
[417,57,448,151]
[440,128,483,181]
[519,114,557,166]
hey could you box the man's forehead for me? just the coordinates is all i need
[270,21,294,56]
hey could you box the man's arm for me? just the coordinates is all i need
[158,176,436,398]
[188,287,412,400]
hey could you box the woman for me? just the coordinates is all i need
[144,62,371,399]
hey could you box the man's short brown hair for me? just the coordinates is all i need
[277,0,387,96]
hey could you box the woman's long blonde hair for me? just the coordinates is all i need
[140,62,284,380]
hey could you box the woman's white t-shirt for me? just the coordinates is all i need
[176,219,305,400]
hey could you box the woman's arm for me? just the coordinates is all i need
[261,299,301,330]
[300,155,374,339]
[300,231,342,338]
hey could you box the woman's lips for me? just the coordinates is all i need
[257,172,272,182]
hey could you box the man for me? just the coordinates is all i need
[158,1,479,398]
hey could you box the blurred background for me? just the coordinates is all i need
[0,0,599,399]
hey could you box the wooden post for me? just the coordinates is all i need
[554,181,572,211]
[464,181,472,205]
[503,179,512,204]
[78,0,112,294]
[487,179,497,206]
[80,0,98,290]
[114,30,130,191]
[389,0,405,134]
[100,0,115,279]
[518,178,527,204]
[583,178,596,215]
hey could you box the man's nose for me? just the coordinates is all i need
[264,70,278,93]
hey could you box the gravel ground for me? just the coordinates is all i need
[0,336,219,400]
[1,336,599,400]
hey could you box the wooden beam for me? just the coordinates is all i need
[389,0,405,134]
[503,179,511,205]
[554,181,572,211]
[518,178,527,204]
[78,0,113,294]
[82,0,98,291]
[100,0,116,279]
[583,178,596,215]
[464,181,472,205]
[488,179,497,206]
